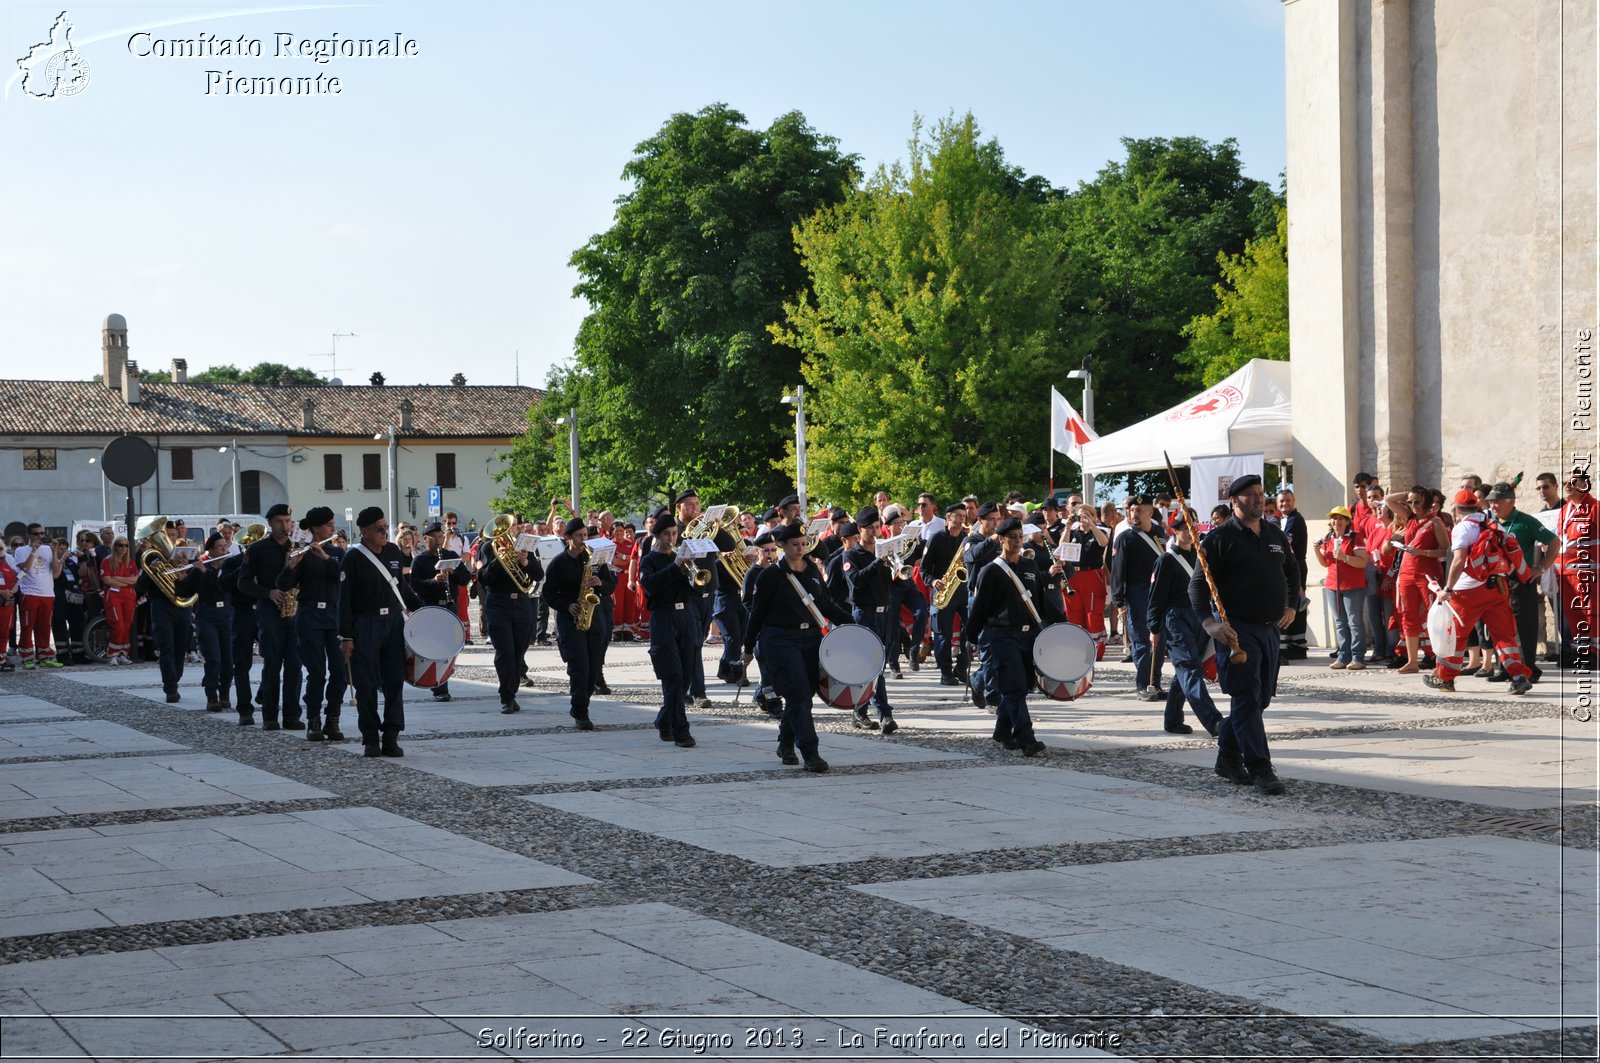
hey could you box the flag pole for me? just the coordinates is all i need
[1048,391,1055,500]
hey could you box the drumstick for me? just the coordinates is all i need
[732,659,749,706]
[1163,450,1246,665]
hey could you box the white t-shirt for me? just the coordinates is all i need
[920,516,946,541]
[1450,516,1484,591]
[13,544,54,597]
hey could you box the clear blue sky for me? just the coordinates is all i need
[1,0,1285,389]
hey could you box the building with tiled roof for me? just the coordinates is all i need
[2,315,542,537]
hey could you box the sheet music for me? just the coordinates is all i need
[586,537,616,566]
[532,536,567,562]
[805,517,831,541]
[702,504,729,524]
[433,558,462,572]
[874,533,907,559]
[677,539,720,559]
[514,533,540,552]
[1057,541,1082,563]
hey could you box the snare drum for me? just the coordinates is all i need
[404,605,465,688]
[1032,622,1095,701]
[817,624,885,710]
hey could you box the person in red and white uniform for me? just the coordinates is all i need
[1554,469,1599,667]
[12,524,63,669]
[1425,489,1535,694]
[0,538,19,671]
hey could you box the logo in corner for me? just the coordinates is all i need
[16,11,90,99]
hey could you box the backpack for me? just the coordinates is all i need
[1464,518,1525,581]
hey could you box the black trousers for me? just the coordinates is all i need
[350,610,406,742]
[151,599,193,695]
[688,593,712,697]
[487,592,534,703]
[298,614,347,716]
[231,602,258,709]
[254,603,302,720]
[555,611,606,717]
[195,602,234,702]
[650,604,699,739]
[1509,580,1541,669]
[761,626,823,756]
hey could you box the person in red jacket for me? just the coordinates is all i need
[0,539,18,671]
[1385,489,1450,673]
[99,536,139,665]
[1317,506,1370,668]
[1554,469,1599,667]
[1426,490,1535,694]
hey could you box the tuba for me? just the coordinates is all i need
[715,506,752,587]
[931,547,967,611]
[575,547,601,631]
[490,513,535,594]
[136,515,199,608]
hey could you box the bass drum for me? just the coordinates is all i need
[1032,622,1096,701]
[817,624,885,710]
[404,605,466,689]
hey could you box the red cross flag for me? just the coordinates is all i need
[1050,387,1097,464]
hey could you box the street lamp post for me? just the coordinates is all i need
[227,438,241,516]
[374,426,398,523]
[554,409,580,518]
[1066,364,1094,502]
[781,386,807,515]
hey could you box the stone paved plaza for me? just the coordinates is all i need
[0,638,1594,1061]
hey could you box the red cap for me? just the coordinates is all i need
[1453,488,1480,507]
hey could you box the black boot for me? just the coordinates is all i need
[305,709,325,742]
[321,711,346,742]
[1214,749,1253,785]
[280,708,304,730]
[261,713,280,731]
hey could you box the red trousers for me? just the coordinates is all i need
[19,594,54,658]
[104,589,135,656]
[1557,569,1599,656]
[1436,584,1531,680]
[1066,569,1107,637]
[1396,577,1432,637]
[0,601,13,654]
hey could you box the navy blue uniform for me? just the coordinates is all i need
[412,548,470,702]
[339,544,423,748]
[921,528,968,680]
[479,547,541,706]
[137,567,203,700]
[1147,545,1222,736]
[744,561,854,762]
[640,548,700,742]
[963,531,1000,705]
[239,536,302,727]
[219,550,258,719]
[1111,522,1167,691]
[193,561,234,709]
[844,541,894,721]
[965,555,1064,751]
[543,548,617,724]
[279,543,347,735]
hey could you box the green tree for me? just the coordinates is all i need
[503,104,859,515]
[191,363,326,386]
[1180,203,1288,385]
[775,114,1086,505]
[1056,137,1278,440]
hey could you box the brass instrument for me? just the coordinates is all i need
[930,546,967,611]
[575,547,601,631]
[136,515,199,608]
[236,523,266,548]
[715,506,752,587]
[679,508,722,588]
[681,556,712,588]
[888,529,921,580]
[279,586,300,618]
[489,513,536,594]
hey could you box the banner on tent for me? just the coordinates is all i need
[1189,452,1263,530]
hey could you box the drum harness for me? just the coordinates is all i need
[785,570,830,629]
[352,543,410,616]
[990,558,1043,628]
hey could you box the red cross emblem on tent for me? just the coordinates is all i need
[1166,384,1244,421]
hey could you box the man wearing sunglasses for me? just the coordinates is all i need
[13,525,63,669]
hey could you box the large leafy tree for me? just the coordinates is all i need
[190,363,327,386]
[502,104,859,515]
[775,114,1087,506]
[1180,203,1288,385]
[1057,137,1279,438]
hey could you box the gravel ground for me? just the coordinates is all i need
[1,661,1594,1061]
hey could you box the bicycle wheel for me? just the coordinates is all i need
[85,615,111,663]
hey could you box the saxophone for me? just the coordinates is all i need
[575,547,601,632]
[931,543,967,610]
[279,585,300,618]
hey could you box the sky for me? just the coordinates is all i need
[1,0,1286,390]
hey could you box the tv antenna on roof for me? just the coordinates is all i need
[311,331,357,380]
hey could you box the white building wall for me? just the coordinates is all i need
[283,438,517,531]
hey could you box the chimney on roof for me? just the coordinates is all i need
[400,398,414,432]
[122,361,141,406]
[302,398,315,431]
[171,358,188,384]
[102,313,128,392]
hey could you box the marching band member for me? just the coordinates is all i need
[478,514,541,715]
[883,506,928,678]
[238,504,304,731]
[1147,508,1222,737]
[219,534,260,724]
[138,535,203,703]
[542,518,616,730]
[280,507,347,740]
[412,521,470,705]
[1110,495,1167,699]
[844,506,897,733]
[673,490,715,708]
[921,502,969,686]
[742,522,856,772]
[339,507,423,758]
[740,529,783,715]
[194,533,235,712]
[590,522,617,695]
[824,519,857,611]
[639,511,700,747]
[962,502,1002,708]
[965,516,1065,755]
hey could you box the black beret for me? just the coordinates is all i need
[650,511,677,536]
[265,503,292,520]
[996,517,1023,536]
[1024,511,1046,527]
[1226,474,1263,497]
[944,501,965,515]
[562,517,587,537]
[976,502,999,518]
[829,507,849,522]
[771,523,805,543]
[761,508,780,522]
[356,506,385,528]
[1129,494,1152,507]
[1042,497,1061,508]
[673,489,699,506]
[298,505,334,531]
[422,521,444,536]
[838,521,859,538]
[855,506,880,527]
[777,494,799,509]
[204,533,226,553]
[752,529,775,547]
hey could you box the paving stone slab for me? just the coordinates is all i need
[0,903,1115,1059]
[0,807,589,938]
[858,835,1597,1043]
[336,719,968,787]
[0,694,83,722]
[0,719,185,760]
[1144,716,1600,810]
[0,753,332,821]
[530,765,1320,867]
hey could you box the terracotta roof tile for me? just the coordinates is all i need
[0,380,543,437]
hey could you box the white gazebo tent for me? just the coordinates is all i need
[1079,359,1292,474]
